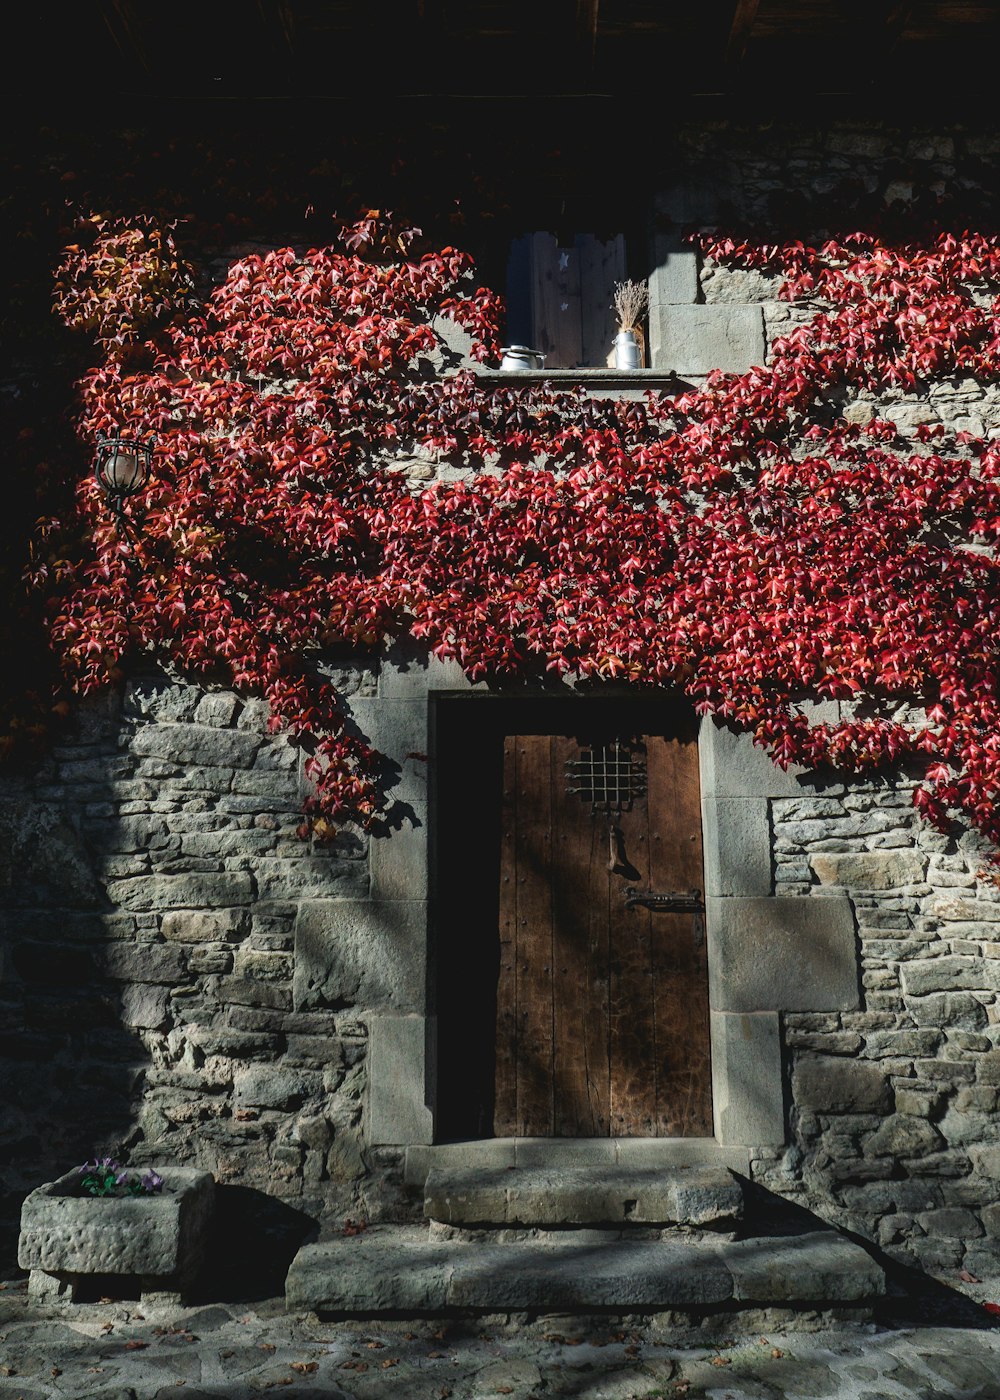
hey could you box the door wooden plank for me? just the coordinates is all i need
[513,734,555,1136]
[531,232,583,368]
[647,730,713,1138]
[493,736,519,1136]
[578,233,627,368]
[551,736,611,1136]
[608,745,657,1137]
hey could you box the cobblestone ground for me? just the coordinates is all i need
[2,1282,1000,1400]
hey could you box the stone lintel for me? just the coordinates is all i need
[698,714,842,800]
[366,1013,435,1146]
[707,895,859,1013]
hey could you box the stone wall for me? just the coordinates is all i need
[4,118,1000,1279]
[0,669,419,1260]
[745,774,1000,1282]
[661,122,1000,1282]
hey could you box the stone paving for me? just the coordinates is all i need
[2,1279,1000,1400]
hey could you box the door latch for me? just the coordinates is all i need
[623,888,704,914]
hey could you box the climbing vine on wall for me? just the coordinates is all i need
[25,208,1000,849]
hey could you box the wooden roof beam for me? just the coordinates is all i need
[97,0,151,77]
[726,0,761,68]
[884,0,916,55]
[577,0,600,71]
[256,1,298,61]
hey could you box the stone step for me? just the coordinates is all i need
[423,1164,743,1229]
[286,1226,886,1317]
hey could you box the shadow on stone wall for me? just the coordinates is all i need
[0,692,149,1266]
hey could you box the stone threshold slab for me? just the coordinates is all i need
[424,1165,743,1228]
[404,1138,751,1187]
[286,1227,885,1315]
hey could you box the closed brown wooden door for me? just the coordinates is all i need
[494,728,711,1138]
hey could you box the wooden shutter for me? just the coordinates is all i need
[506,232,627,369]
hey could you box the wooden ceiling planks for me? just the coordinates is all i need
[24,0,1000,99]
[727,0,762,66]
[97,0,153,77]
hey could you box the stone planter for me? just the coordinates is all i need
[18,1167,214,1305]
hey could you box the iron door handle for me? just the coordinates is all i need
[624,889,704,913]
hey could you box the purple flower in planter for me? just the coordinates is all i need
[74,1157,165,1197]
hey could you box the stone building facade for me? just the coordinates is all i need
[3,118,1000,1285]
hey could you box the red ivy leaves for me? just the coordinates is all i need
[31,211,1000,851]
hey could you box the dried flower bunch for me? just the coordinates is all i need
[611,278,649,330]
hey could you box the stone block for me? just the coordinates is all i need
[811,851,926,890]
[254,858,368,902]
[514,1138,618,1168]
[649,303,765,377]
[366,1013,435,1146]
[18,1167,214,1291]
[216,976,291,1011]
[707,896,859,1012]
[907,992,988,1030]
[294,900,426,1013]
[445,1238,734,1310]
[285,1228,887,1315]
[423,1166,742,1228]
[982,1204,1000,1237]
[864,1116,942,1159]
[120,983,171,1029]
[378,653,477,698]
[699,716,840,800]
[106,872,254,911]
[710,1010,785,1147]
[929,895,1000,922]
[369,809,427,902]
[285,1235,453,1312]
[649,233,699,306]
[130,723,260,769]
[702,797,771,897]
[99,941,186,983]
[613,1139,751,1172]
[917,1207,983,1239]
[193,693,241,727]
[234,1067,322,1111]
[900,956,985,997]
[793,1057,893,1114]
[345,699,428,804]
[405,1139,516,1186]
[723,1230,885,1302]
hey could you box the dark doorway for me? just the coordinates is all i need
[431,693,710,1142]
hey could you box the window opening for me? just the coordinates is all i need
[506,230,633,369]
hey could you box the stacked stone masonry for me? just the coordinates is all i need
[4,120,1000,1284]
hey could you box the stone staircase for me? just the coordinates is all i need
[286,1161,886,1322]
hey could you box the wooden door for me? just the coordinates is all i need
[495,727,711,1138]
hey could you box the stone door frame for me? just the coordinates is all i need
[345,659,859,1161]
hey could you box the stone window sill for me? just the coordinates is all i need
[473,367,680,392]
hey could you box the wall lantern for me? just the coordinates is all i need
[94,431,154,523]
